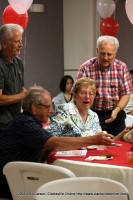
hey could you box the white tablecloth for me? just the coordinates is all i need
[53,159,133,199]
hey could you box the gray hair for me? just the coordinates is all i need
[0,24,24,49]
[22,88,50,113]
[97,35,119,51]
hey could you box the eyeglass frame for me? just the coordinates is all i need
[35,103,53,110]
[78,90,95,98]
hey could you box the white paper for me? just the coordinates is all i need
[55,150,87,157]
[85,156,113,161]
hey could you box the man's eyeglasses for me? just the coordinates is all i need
[35,103,53,110]
[78,90,95,98]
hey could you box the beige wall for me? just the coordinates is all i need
[63,0,97,79]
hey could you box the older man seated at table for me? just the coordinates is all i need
[0,86,117,199]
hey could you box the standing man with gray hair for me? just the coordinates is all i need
[76,35,133,136]
[0,24,27,129]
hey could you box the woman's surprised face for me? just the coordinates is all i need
[73,85,95,111]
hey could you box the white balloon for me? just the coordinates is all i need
[8,0,33,14]
[125,0,133,25]
[97,0,116,19]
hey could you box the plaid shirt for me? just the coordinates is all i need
[76,57,133,111]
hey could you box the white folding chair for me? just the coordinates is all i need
[35,177,129,200]
[125,114,133,126]
[3,161,76,200]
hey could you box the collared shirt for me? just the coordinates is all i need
[0,112,53,171]
[0,51,24,127]
[76,57,133,111]
[46,101,102,137]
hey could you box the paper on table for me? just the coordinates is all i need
[86,143,122,150]
[110,143,122,147]
[85,156,113,161]
[87,145,98,149]
[55,150,87,157]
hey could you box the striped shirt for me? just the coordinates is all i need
[76,57,133,111]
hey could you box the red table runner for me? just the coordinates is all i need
[47,141,133,168]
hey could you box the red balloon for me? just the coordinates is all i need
[100,17,119,37]
[2,5,28,30]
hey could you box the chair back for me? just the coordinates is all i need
[35,177,129,200]
[3,161,76,200]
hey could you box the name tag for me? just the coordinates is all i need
[69,108,77,114]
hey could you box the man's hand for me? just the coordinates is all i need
[21,87,27,98]
[105,109,119,123]
[92,132,114,146]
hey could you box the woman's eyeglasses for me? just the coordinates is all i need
[78,90,95,98]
